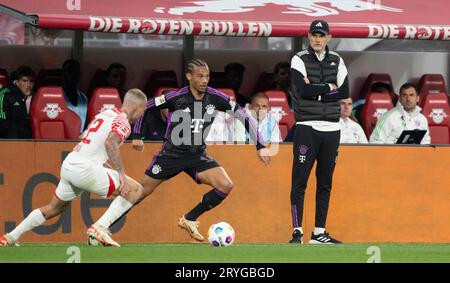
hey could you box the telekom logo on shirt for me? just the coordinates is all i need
[191,119,205,133]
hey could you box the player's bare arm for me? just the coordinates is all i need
[105,131,128,194]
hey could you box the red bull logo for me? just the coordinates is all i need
[154,0,402,16]
[42,103,64,119]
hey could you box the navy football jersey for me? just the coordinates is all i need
[134,86,264,152]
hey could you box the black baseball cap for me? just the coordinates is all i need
[309,20,329,35]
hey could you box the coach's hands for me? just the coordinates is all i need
[257,148,271,166]
[132,139,144,152]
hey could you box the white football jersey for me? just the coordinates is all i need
[70,108,131,163]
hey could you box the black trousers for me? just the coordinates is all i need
[290,124,340,228]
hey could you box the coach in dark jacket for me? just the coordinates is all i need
[0,66,35,139]
[289,20,349,244]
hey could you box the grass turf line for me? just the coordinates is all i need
[1,243,450,263]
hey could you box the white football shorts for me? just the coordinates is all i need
[54,156,120,202]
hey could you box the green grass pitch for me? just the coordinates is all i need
[1,243,450,263]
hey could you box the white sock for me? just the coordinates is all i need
[9,209,46,242]
[96,196,133,228]
[314,227,325,235]
[294,227,303,234]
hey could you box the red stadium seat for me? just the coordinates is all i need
[87,87,122,122]
[418,74,447,96]
[145,70,179,98]
[216,88,236,101]
[357,73,395,103]
[264,90,295,140]
[30,86,81,139]
[253,72,276,93]
[360,92,394,138]
[419,92,450,144]
[0,68,8,88]
[34,69,63,91]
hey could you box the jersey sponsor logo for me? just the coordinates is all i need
[299,155,306,163]
[191,118,205,133]
[151,164,162,175]
[155,95,166,106]
[428,108,448,124]
[205,104,215,115]
[42,103,63,119]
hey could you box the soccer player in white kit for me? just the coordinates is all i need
[0,89,147,247]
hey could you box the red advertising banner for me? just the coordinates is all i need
[1,0,449,39]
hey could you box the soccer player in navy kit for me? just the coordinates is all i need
[130,59,271,241]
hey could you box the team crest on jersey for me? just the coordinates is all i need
[155,95,166,106]
[100,104,116,113]
[205,104,215,115]
[42,103,63,119]
[151,164,162,175]
[298,145,308,163]
[428,108,447,124]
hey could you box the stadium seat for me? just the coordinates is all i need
[357,73,395,102]
[209,72,227,88]
[87,87,122,122]
[419,92,450,144]
[360,92,394,138]
[264,90,295,140]
[145,70,179,98]
[0,68,8,88]
[30,86,81,139]
[34,69,63,91]
[253,72,276,93]
[216,88,236,101]
[418,74,448,96]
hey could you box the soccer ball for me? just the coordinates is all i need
[207,222,235,247]
[87,235,103,246]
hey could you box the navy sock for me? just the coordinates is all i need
[185,189,228,221]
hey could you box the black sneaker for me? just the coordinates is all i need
[309,231,342,244]
[289,230,303,244]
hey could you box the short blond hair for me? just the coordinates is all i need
[124,88,147,104]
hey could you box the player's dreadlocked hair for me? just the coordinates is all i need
[185,58,209,74]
